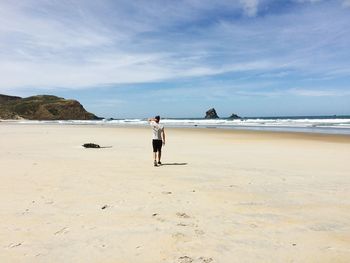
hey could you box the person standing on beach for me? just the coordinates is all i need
[148,116,165,167]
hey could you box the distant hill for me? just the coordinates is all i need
[0,94,99,120]
[0,94,22,104]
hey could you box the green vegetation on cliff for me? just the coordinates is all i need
[0,94,99,120]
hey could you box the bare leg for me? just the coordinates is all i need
[158,151,161,163]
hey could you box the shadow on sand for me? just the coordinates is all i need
[160,163,188,166]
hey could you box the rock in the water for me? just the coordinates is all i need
[205,108,219,119]
[83,143,101,148]
[228,113,241,119]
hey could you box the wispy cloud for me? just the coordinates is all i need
[287,88,350,97]
[240,0,259,16]
[342,0,350,7]
[0,0,350,96]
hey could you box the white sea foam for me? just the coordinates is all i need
[10,117,350,135]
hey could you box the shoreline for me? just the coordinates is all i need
[2,121,350,142]
[2,118,350,136]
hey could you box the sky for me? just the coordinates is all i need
[0,0,350,118]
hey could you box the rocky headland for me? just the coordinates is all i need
[0,94,99,120]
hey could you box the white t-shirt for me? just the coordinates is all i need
[150,121,164,140]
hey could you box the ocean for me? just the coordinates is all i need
[13,115,350,135]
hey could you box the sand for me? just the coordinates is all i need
[0,123,350,263]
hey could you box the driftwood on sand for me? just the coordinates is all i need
[82,143,101,148]
[82,143,112,149]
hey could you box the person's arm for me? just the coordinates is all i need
[148,118,155,122]
[162,128,166,145]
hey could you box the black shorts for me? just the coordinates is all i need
[152,139,162,153]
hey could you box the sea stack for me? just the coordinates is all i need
[228,113,241,119]
[205,108,219,119]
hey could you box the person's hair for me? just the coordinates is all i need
[155,115,160,121]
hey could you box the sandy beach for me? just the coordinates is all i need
[1,123,350,263]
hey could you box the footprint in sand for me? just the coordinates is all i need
[176,212,190,219]
[54,227,69,235]
[9,242,22,248]
[195,229,205,235]
[172,232,186,240]
[199,257,213,263]
[177,256,213,263]
[177,222,197,227]
[178,256,193,263]
[22,208,30,215]
[152,213,166,222]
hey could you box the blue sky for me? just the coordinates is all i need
[0,0,350,118]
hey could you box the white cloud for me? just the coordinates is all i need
[0,0,350,93]
[288,88,350,97]
[342,0,350,7]
[295,0,323,3]
[240,0,259,16]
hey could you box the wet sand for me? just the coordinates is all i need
[1,124,350,262]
